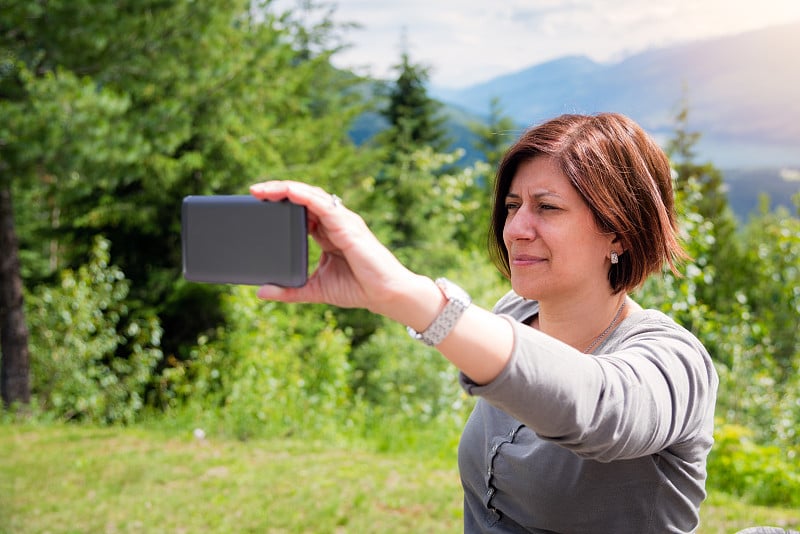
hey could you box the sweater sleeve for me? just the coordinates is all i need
[459,307,718,463]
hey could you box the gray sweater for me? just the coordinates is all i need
[457,291,718,533]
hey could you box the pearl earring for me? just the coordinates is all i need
[610,251,619,264]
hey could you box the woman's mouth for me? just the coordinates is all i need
[511,254,547,266]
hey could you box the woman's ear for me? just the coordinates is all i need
[610,233,627,256]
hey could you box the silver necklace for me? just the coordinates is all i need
[584,300,626,353]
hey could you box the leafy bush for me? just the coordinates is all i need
[636,177,800,505]
[708,422,800,507]
[25,236,163,423]
[169,286,353,441]
[738,198,800,377]
[350,322,466,417]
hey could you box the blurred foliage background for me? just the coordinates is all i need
[1,0,798,511]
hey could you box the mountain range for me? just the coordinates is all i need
[431,20,800,170]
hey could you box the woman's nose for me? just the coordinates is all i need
[503,209,537,242]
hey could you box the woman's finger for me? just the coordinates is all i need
[249,180,344,219]
[248,180,413,313]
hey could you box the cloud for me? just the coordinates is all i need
[286,0,800,88]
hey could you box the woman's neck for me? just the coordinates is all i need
[534,292,633,352]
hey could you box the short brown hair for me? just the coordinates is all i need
[488,113,688,293]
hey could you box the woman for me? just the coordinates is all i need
[250,113,718,533]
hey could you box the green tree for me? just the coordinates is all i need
[173,287,352,441]
[328,51,457,352]
[463,96,517,251]
[377,51,451,158]
[0,180,29,407]
[667,95,730,224]
[0,63,136,406]
[1,0,370,399]
[738,196,800,379]
[665,97,740,313]
[469,97,518,170]
[26,236,162,423]
[332,50,491,389]
[711,197,800,450]
[646,110,800,452]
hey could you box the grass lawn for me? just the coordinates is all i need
[1,422,798,533]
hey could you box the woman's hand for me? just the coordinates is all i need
[249,180,425,318]
[250,180,514,383]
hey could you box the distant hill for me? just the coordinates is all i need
[351,24,800,220]
[431,21,800,169]
[723,168,800,220]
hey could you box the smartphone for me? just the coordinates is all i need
[181,195,308,287]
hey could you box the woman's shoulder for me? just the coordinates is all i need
[492,293,684,332]
[609,306,710,358]
[492,290,540,320]
[619,307,691,336]
[491,291,710,360]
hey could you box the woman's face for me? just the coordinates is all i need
[502,156,617,302]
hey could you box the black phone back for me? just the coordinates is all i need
[181,195,307,286]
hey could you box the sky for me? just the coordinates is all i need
[301,0,800,88]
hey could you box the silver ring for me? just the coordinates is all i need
[331,194,342,208]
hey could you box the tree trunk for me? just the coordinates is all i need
[0,180,31,407]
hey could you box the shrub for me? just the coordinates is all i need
[708,421,800,507]
[25,236,163,423]
[171,286,352,441]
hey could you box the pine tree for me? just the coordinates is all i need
[0,0,369,402]
[378,51,451,158]
[666,96,740,314]
[331,50,462,365]
[667,97,729,224]
[462,97,518,250]
[470,97,518,170]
